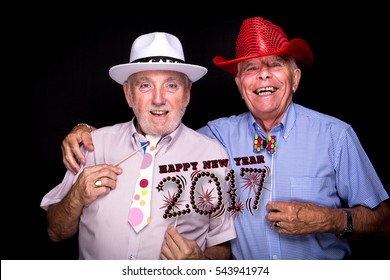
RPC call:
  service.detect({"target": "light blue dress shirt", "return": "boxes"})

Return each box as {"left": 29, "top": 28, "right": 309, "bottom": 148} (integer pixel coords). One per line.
{"left": 197, "top": 102, "right": 388, "bottom": 259}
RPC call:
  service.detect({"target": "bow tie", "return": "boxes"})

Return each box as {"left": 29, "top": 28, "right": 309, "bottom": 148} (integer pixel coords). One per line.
{"left": 253, "top": 135, "right": 277, "bottom": 154}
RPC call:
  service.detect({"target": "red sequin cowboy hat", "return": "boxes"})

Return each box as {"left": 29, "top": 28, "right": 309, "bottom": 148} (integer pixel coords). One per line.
{"left": 213, "top": 16, "right": 314, "bottom": 76}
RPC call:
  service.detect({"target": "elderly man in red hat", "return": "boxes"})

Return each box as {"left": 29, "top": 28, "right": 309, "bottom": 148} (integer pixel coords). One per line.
{"left": 41, "top": 32, "right": 236, "bottom": 260}
{"left": 60, "top": 16, "right": 389, "bottom": 259}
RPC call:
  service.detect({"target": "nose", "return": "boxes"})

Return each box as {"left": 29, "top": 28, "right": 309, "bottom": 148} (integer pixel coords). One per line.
{"left": 257, "top": 67, "right": 271, "bottom": 80}
{"left": 152, "top": 88, "right": 166, "bottom": 105}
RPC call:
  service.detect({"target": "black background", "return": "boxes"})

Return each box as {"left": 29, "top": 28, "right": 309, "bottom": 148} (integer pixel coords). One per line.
{"left": 6, "top": 5, "right": 389, "bottom": 260}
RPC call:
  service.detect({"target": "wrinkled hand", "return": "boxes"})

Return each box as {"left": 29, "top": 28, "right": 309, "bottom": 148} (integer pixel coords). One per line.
{"left": 62, "top": 124, "right": 95, "bottom": 174}
{"left": 72, "top": 164, "right": 122, "bottom": 206}
{"left": 265, "top": 201, "right": 336, "bottom": 235}
{"left": 160, "top": 226, "right": 205, "bottom": 260}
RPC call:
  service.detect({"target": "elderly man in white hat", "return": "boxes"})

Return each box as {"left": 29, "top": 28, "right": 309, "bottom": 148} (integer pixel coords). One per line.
{"left": 41, "top": 32, "right": 236, "bottom": 260}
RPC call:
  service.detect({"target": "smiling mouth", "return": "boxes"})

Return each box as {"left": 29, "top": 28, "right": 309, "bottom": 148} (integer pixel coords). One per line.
{"left": 150, "top": 110, "right": 168, "bottom": 116}
{"left": 255, "top": 87, "right": 276, "bottom": 96}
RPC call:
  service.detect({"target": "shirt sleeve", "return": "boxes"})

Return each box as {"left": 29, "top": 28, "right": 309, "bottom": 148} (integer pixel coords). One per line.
{"left": 335, "top": 126, "right": 389, "bottom": 208}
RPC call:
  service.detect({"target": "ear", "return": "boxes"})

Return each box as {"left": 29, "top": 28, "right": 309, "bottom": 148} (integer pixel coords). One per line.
{"left": 184, "top": 82, "right": 192, "bottom": 107}
{"left": 292, "top": 68, "right": 301, "bottom": 93}
{"left": 235, "top": 75, "right": 245, "bottom": 100}
{"left": 123, "top": 81, "right": 133, "bottom": 107}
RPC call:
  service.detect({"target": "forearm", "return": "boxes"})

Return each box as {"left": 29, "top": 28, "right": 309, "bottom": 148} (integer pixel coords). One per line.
{"left": 265, "top": 200, "right": 390, "bottom": 238}
{"left": 204, "top": 241, "right": 231, "bottom": 260}
{"left": 46, "top": 191, "right": 83, "bottom": 242}
{"left": 349, "top": 200, "right": 390, "bottom": 238}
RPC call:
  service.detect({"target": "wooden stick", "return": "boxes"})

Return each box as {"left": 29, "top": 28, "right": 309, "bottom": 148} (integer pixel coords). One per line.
{"left": 174, "top": 216, "right": 178, "bottom": 228}
{"left": 113, "top": 141, "right": 150, "bottom": 166}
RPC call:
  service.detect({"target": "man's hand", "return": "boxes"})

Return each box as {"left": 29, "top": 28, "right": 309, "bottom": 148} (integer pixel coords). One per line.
{"left": 62, "top": 124, "right": 95, "bottom": 174}
{"left": 160, "top": 226, "right": 205, "bottom": 260}
{"left": 265, "top": 201, "right": 339, "bottom": 235}
{"left": 71, "top": 164, "right": 122, "bottom": 206}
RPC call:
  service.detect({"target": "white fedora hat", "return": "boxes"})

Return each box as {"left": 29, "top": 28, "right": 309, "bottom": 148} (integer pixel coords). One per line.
{"left": 109, "top": 32, "right": 208, "bottom": 84}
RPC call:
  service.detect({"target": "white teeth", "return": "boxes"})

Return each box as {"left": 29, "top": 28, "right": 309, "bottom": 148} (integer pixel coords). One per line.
{"left": 257, "top": 91, "right": 272, "bottom": 96}
{"left": 255, "top": 87, "right": 275, "bottom": 95}
{"left": 151, "top": 110, "right": 165, "bottom": 115}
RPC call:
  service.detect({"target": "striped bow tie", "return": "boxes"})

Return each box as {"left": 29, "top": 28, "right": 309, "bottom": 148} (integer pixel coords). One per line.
{"left": 253, "top": 135, "right": 277, "bottom": 154}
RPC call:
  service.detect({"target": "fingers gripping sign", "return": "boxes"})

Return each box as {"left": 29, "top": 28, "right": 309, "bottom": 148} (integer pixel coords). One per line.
{"left": 160, "top": 226, "right": 203, "bottom": 260}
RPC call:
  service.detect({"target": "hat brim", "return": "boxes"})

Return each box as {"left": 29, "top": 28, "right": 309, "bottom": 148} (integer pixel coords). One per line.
{"left": 109, "top": 62, "right": 208, "bottom": 84}
{"left": 213, "top": 38, "right": 314, "bottom": 76}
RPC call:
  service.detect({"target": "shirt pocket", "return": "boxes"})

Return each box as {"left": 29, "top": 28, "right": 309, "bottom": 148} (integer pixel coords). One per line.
{"left": 290, "top": 176, "right": 338, "bottom": 207}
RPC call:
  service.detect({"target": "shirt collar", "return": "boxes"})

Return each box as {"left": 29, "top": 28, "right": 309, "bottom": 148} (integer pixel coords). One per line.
{"left": 280, "top": 103, "right": 296, "bottom": 141}
{"left": 129, "top": 116, "right": 184, "bottom": 153}
{"left": 250, "top": 102, "right": 296, "bottom": 140}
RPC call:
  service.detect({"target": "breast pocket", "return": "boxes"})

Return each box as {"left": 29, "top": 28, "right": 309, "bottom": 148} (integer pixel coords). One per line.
{"left": 290, "top": 176, "right": 338, "bottom": 207}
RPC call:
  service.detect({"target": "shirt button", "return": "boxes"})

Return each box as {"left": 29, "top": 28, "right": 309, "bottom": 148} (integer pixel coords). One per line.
{"left": 272, "top": 255, "right": 278, "bottom": 260}
{"left": 129, "top": 254, "right": 135, "bottom": 260}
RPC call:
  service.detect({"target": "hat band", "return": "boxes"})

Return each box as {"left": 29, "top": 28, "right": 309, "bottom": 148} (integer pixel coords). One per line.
{"left": 132, "top": 56, "right": 185, "bottom": 64}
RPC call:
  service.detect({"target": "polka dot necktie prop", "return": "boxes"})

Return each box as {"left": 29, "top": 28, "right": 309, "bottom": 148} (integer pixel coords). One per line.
{"left": 128, "top": 135, "right": 160, "bottom": 233}
{"left": 253, "top": 135, "right": 277, "bottom": 154}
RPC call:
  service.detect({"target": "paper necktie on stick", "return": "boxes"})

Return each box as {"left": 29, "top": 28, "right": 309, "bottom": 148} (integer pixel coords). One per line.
{"left": 253, "top": 135, "right": 277, "bottom": 154}
{"left": 128, "top": 135, "right": 160, "bottom": 233}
